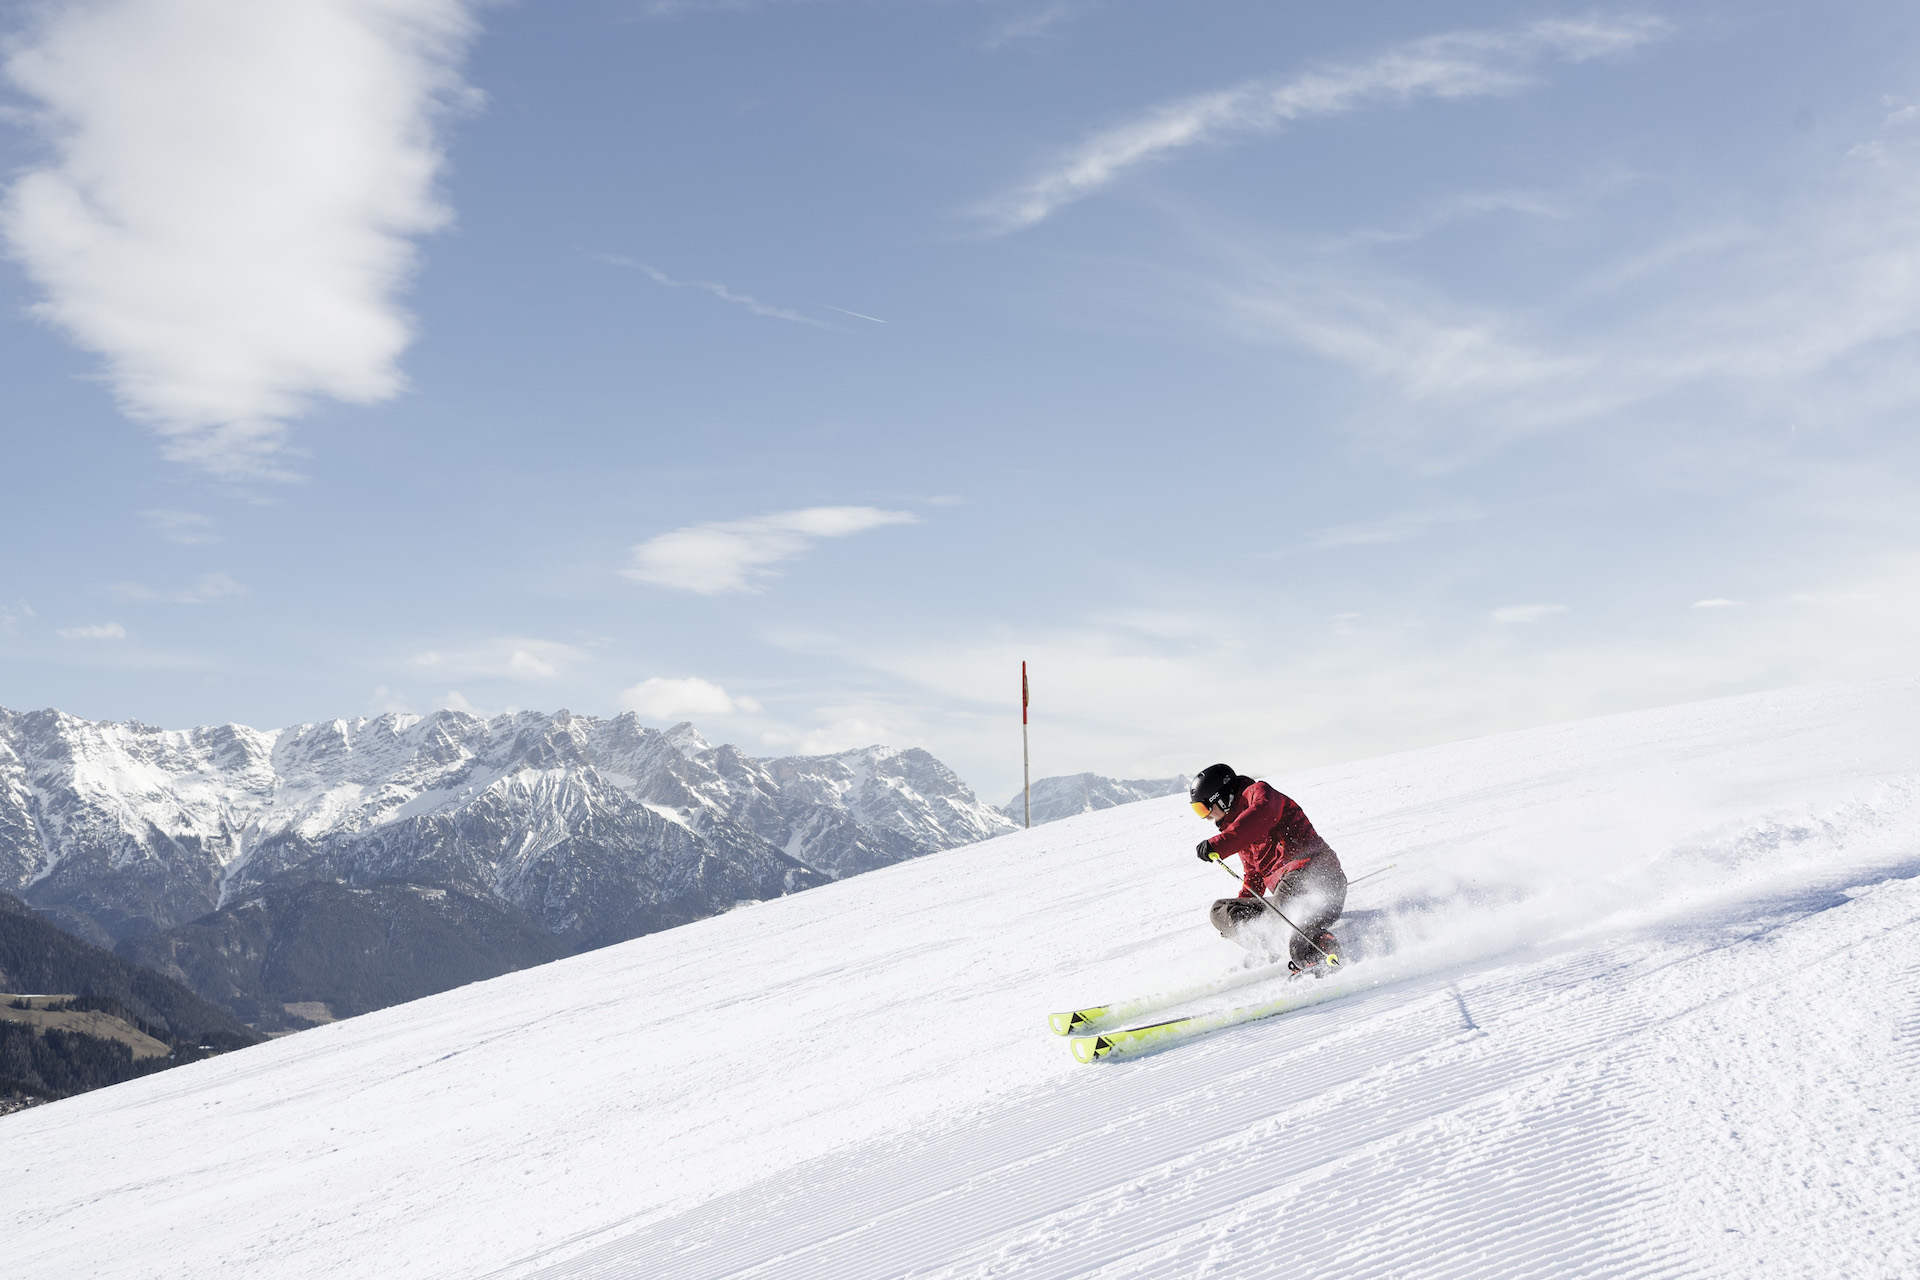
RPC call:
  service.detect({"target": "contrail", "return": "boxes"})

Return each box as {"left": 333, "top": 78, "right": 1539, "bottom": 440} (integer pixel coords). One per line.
{"left": 595, "top": 253, "right": 828, "bottom": 327}
{"left": 821, "top": 305, "right": 889, "bottom": 324}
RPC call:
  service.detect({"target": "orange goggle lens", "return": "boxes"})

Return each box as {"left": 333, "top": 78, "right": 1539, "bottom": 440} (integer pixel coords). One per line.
{"left": 1191, "top": 800, "right": 1211, "bottom": 817}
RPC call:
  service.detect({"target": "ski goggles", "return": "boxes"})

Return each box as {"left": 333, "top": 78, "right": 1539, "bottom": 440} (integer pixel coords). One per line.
{"left": 1190, "top": 800, "right": 1213, "bottom": 817}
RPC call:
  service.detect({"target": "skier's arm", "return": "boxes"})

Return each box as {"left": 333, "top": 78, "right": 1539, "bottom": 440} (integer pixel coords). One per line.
{"left": 1207, "top": 787, "right": 1277, "bottom": 858}
{"left": 1194, "top": 836, "right": 1259, "bottom": 897}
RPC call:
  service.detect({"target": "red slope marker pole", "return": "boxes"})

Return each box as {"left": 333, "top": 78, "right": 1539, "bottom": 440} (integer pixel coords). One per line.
{"left": 1021, "top": 661, "right": 1031, "bottom": 829}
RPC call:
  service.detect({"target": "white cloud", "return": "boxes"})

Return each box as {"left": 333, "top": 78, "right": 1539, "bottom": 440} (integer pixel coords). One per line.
{"left": 1209, "top": 254, "right": 1599, "bottom": 418}
{"left": 624, "top": 506, "right": 920, "bottom": 594}
{"left": 618, "top": 677, "right": 761, "bottom": 721}
{"left": 110, "top": 572, "right": 246, "bottom": 604}
{"left": 1492, "top": 604, "right": 1570, "bottom": 624}
{"left": 640, "top": 0, "right": 783, "bottom": 15}
{"left": 1324, "top": 189, "right": 1569, "bottom": 251}
{"left": 0, "top": 601, "right": 37, "bottom": 633}
{"left": 598, "top": 255, "right": 826, "bottom": 327}
{"left": 982, "top": 1, "right": 1087, "bottom": 51}
{"left": 754, "top": 708, "right": 905, "bottom": 756}
{"left": 436, "top": 690, "right": 485, "bottom": 715}
{"left": 56, "top": 621, "right": 126, "bottom": 640}
{"left": 140, "top": 510, "right": 219, "bottom": 545}
{"left": 974, "top": 16, "right": 1669, "bottom": 233}
{"left": 1295, "top": 506, "right": 1484, "bottom": 552}
{"left": 1, "top": 0, "right": 480, "bottom": 478}
{"left": 408, "top": 637, "right": 587, "bottom": 681}
{"left": 794, "top": 718, "right": 893, "bottom": 756}
{"left": 369, "top": 685, "right": 414, "bottom": 714}
{"left": 1691, "top": 598, "right": 1744, "bottom": 609}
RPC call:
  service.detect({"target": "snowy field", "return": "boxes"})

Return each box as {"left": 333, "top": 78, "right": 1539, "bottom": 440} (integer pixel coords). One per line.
{"left": 8, "top": 682, "right": 1919, "bottom": 1279}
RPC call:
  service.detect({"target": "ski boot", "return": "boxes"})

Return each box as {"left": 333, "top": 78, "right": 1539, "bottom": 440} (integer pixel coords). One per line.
{"left": 1287, "top": 932, "right": 1342, "bottom": 978}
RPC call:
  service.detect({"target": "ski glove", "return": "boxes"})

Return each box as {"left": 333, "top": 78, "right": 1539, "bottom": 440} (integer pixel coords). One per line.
{"left": 1196, "top": 839, "right": 1221, "bottom": 862}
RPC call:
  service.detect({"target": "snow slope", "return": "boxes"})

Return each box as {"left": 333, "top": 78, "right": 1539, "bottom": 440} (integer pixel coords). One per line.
{"left": 8, "top": 682, "right": 1919, "bottom": 1279}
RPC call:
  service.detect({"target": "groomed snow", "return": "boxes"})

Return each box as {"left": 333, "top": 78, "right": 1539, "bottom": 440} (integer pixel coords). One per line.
{"left": 8, "top": 682, "right": 1919, "bottom": 1279}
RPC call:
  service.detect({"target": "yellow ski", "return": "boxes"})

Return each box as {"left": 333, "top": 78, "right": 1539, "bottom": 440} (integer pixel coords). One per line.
{"left": 1048, "top": 959, "right": 1291, "bottom": 1036}
{"left": 1069, "top": 978, "right": 1362, "bottom": 1062}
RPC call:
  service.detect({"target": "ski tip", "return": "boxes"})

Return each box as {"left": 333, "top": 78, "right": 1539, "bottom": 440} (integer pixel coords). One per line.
{"left": 1069, "top": 1034, "right": 1110, "bottom": 1064}
{"left": 1049, "top": 1006, "right": 1108, "bottom": 1036}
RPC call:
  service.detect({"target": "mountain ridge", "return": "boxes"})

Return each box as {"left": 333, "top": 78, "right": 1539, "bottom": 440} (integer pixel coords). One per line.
{"left": 1000, "top": 772, "right": 1188, "bottom": 826}
{"left": 0, "top": 704, "right": 1019, "bottom": 949}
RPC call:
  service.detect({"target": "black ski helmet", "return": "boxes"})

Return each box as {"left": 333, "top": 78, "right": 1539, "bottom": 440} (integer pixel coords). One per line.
{"left": 1189, "top": 763, "right": 1241, "bottom": 815}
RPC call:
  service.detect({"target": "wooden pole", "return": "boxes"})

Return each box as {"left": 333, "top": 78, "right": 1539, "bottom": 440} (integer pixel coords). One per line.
{"left": 1021, "top": 660, "right": 1031, "bottom": 829}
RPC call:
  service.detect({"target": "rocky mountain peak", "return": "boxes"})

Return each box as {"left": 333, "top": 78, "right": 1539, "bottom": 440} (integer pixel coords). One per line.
{"left": 661, "top": 722, "right": 713, "bottom": 760}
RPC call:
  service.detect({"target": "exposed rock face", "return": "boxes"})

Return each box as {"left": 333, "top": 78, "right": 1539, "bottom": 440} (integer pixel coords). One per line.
{"left": 0, "top": 707, "right": 1019, "bottom": 955}
{"left": 1001, "top": 773, "right": 1188, "bottom": 828}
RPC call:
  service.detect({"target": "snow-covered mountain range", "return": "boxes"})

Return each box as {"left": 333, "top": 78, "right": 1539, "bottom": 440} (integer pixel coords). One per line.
{"left": 1000, "top": 771, "right": 1186, "bottom": 826}
{"left": 0, "top": 706, "right": 1018, "bottom": 954}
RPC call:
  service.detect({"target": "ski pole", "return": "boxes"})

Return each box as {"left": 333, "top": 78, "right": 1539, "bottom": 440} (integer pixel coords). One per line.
{"left": 1212, "top": 856, "right": 1332, "bottom": 963}
{"left": 1345, "top": 862, "right": 1397, "bottom": 888}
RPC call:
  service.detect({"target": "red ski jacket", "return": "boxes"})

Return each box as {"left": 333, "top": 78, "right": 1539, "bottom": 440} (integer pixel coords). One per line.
{"left": 1208, "top": 780, "right": 1336, "bottom": 898}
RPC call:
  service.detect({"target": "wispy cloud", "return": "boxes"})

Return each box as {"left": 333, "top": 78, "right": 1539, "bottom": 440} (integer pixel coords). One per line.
{"left": 1198, "top": 103, "right": 1920, "bottom": 448}
{"left": 624, "top": 506, "right": 919, "bottom": 594}
{"left": 784, "top": 714, "right": 903, "bottom": 757}
{"left": 618, "top": 676, "right": 761, "bottom": 721}
{"left": 1208, "top": 260, "right": 1596, "bottom": 420}
{"left": 1323, "top": 189, "right": 1570, "bottom": 251}
{"left": 974, "top": 16, "right": 1669, "bottom": 233}
{"left": 140, "top": 510, "right": 220, "bottom": 545}
{"left": 598, "top": 255, "right": 827, "bottom": 326}
{"left": 110, "top": 572, "right": 246, "bottom": 604}
{"left": 434, "top": 690, "right": 502, "bottom": 717}
{"left": 982, "top": 1, "right": 1089, "bottom": 51}
{"left": 408, "top": 637, "right": 588, "bottom": 681}
{"left": 638, "top": 0, "right": 799, "bottom": 16}
{"left": 1, "top": 0, "right": 480, "bottom": 478}
{"left": 0, "top": 601, "right": 36, "bottom": 634}
{"left": 57, "top": 622, "right": 126, "bottom": 640}
{"left": 1492, "top": 603, "right": 1570, "bottom": 624}
{"left": 1292, "top": 506, "right": 1484, "bottom": 553}
{"left": 1692, "top": 598, "right": 1743, "bottom": 609}
{"left": 369, "top": 685, "right": 414, "bottom": 714}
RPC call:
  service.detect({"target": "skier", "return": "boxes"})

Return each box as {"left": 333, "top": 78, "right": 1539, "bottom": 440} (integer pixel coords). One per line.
{"left": 1189, "top": 763, "right": 1346, "bottom": 973}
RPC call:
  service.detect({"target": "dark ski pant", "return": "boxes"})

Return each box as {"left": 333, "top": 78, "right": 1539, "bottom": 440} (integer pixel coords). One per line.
{"left": 1210, "top": 851, "right": 1347, "bottom": 967}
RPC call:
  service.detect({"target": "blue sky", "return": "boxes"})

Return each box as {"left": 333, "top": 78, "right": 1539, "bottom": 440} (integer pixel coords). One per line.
{"left": 4, "top": 0, "right": 1920, "bottom": 800}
